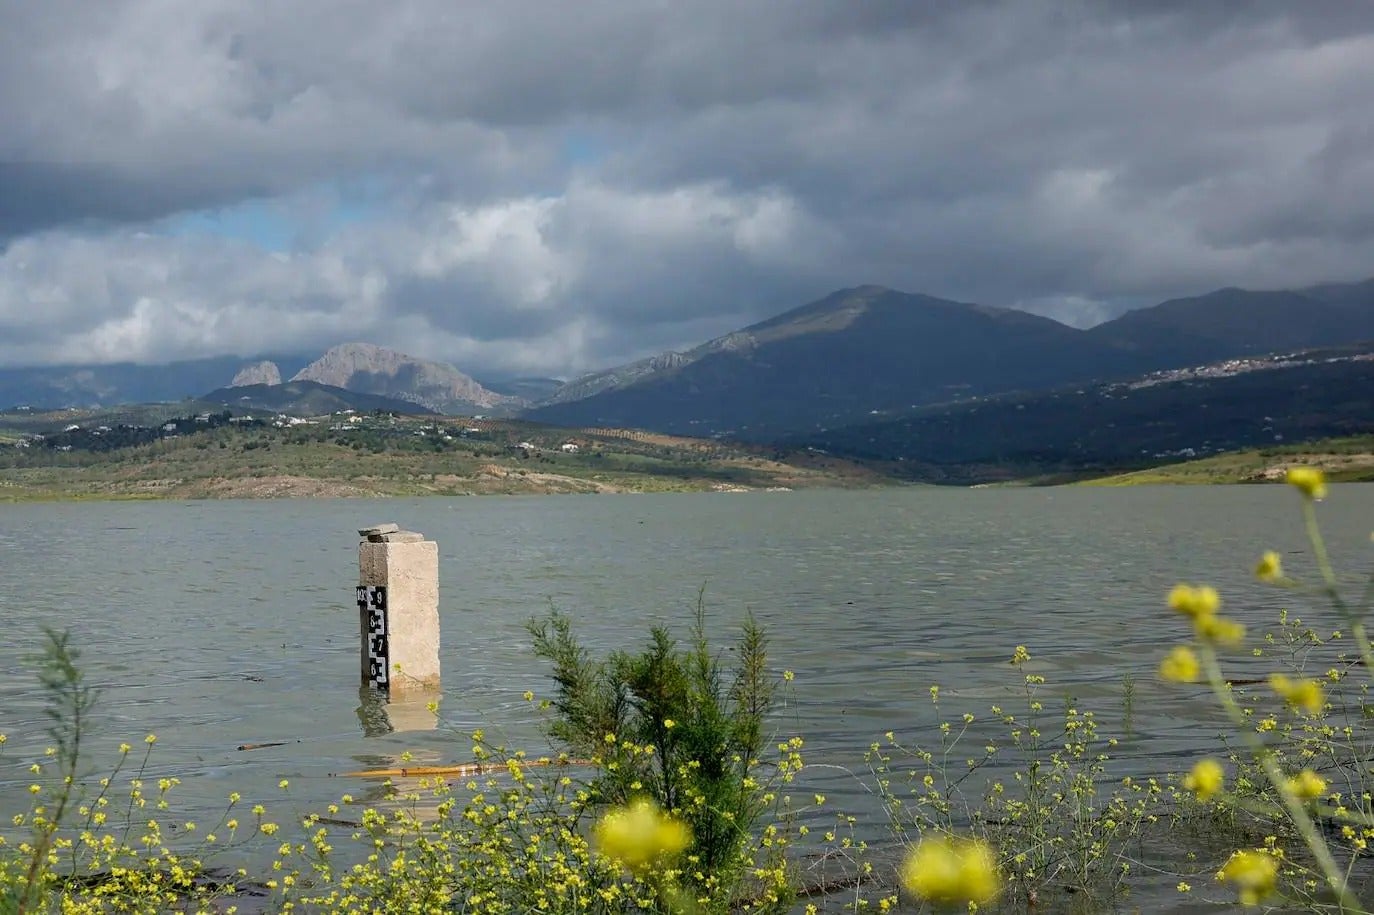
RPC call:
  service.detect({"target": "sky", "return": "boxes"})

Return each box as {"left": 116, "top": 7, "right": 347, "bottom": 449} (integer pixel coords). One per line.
{"left": 2, "top": 1, "right": 1374, "bottom": 378}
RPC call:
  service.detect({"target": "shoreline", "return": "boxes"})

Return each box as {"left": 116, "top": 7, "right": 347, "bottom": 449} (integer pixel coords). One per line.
{"left": 0, "top": 475, "right": 879, "bottom": 504}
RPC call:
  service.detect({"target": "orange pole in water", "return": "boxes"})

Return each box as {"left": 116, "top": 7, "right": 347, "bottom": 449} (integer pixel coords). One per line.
{"left": 338, "top": 758, "right": 591, "bottom": 779}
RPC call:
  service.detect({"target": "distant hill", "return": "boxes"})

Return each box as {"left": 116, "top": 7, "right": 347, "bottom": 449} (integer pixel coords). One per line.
{"left": 791, "top": 344, "right": 1374, "bottom": 483}
{"left": 527, "top": 286, "right": 1158, "bottom": 437}
{"left": 203, "top": 380, "right": 438, "bottom": 416}
{"left": 1085, "top": 278, "right": 1374, "bottom": 361}
{"left": 0, "top": 400, "right": 237, "bottom": 434}
{"left": 0, "top": 354, "right": 317, "bottom": 411}
{"left": 527, "top": 278, "right": 1374, "bottom": 440}
{"left": 0, "top": 355, "right": 305, "bottom": 410}
{"left": 542, "top": 352, "right": 690, "bottom": 405}
{"left": 291, "top": 343, "right": 518, "bottom": 414}
{"left": 476, "top": 376, "right": 565, "bottom": 401}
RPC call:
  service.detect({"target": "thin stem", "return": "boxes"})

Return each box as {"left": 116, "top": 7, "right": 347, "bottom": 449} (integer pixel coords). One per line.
{"left": 1304, "top": 499, "right": 1343, "bottom": 608}
{"left": 1200, "top": 644, "right": 1365, "bottom": 913}
{"left": 1356, "top": 565, "right": 1374, "bottom": 615}
{"left": 1303, "top": 500, "right": 1374, "bottom": 680}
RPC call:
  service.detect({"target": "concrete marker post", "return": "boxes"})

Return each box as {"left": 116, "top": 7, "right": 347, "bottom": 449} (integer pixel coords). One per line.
{"left": 357, "top": 524, "right": 441, "bottom": 695}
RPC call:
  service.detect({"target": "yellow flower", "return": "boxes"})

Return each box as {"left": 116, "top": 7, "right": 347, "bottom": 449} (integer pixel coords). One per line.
{"left": 593, "top": 798, "right": 690, "bottom": 872}
{"left": 1184, "top": 758, "right": 1224, "bottom": 801}
{"left": 1286, "top": 769, "right": 1327, "bottom": 800}
{"left": 1218, "top": 849, "right": 1277, "bottom": 906}
{"left": 1159, "top": 646, "right": 1200, "bottom": 683}
{"left": 1254, "top": 551, "right": 1283, "bottom": 582}
{"left": 1168, "top": 584, "right": 1220, "bottom": 619}
{"left": 1270, "top": 673, "right": 1324, "bottom": 715}
{"left": 1195, "top": 614, "right": 1246, "bottom": 648}
{"left": 1286, "top": 466, "right": 1327, "bottom": 501}
{"left": 899, "top": 835, "right": 1000, "bottom": 907}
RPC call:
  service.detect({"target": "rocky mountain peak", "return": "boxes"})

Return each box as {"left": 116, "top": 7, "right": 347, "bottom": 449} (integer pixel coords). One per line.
{"left": 229, "top": 360, "right": 282, "bottom": 387}
{"left": 290, "top": 343, "right": 515, "bottom": 413}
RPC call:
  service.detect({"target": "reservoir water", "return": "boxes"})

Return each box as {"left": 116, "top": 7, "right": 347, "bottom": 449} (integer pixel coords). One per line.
{"left": 1, "top": 485, "right": 1371, "bottom": 910}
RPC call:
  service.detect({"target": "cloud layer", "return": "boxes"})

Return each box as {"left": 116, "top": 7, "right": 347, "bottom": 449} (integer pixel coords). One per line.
{"left": 3, "top": 1, "right": 1373, "bottom": 374}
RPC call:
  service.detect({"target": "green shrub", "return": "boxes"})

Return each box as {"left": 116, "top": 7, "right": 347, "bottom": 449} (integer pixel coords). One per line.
{"left": 528, "top": 601, "right": 794, "bottom": 908}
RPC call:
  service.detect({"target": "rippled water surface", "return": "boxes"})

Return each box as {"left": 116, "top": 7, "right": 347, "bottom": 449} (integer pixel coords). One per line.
{"left": 2, "top": 486, "right": 1372, "bottom": 909}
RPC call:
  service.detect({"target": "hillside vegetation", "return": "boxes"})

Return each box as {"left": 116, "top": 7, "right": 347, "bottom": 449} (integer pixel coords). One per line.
{"left": 794, "top": 346, "right": 1374, "bottom": 484}
{"left": 1078, "top": 435, "right": 1374, "bottom": 486}
{"left": 0, "top": 409, "right": 878, "bottom": 501}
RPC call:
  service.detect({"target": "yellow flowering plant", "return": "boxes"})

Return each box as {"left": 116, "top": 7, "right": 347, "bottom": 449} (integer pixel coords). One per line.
{"left": 899, "top": 834, "right": 999, "bottom": 908}
{"left": 1285, "top": 466, "right": 1327, "bottom": 501}
{"left": 1255, "top": 549, "right": 1284, "bottom": 583}
{"left": 1184, "top": 759, "right": 1225, "bottom": 802}
{"left": 867, "top": 646, "right": 1164, "bottom": 910}
{"left": 0, "top": 631, "right": 275, "bottom": 914}
{"left": 593, "top": 797, "right": 690, "bottom": 873}
{"left": 1158, "top": 467, "right": 1374, "bottom": 910}
{"left": 1219, "top": 849, "right": 1279, "bottom": 906}
{"left": 1159, "top": 645, "right": 1200, "bottom": 683}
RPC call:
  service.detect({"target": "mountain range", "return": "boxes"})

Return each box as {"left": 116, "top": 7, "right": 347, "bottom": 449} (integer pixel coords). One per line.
{"left": 4, "top": 277, "right": 1373, "bottom": 461}
{"left": 527, "top": 278, "right": 1374, "bottom": 438}
{"left": 529, "top": 286, "right": 1140, "bottom": 436}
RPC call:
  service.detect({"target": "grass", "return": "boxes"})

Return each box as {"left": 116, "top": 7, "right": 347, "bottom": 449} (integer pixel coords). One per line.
{"left": 1079, "top": 435, "right": 1374, "bottom": 486}
{"left": 10, "top": 406, "right": 1374, "bottom": 498}
{"left": 0, "top": 415, "right": 883, "bottom": 502}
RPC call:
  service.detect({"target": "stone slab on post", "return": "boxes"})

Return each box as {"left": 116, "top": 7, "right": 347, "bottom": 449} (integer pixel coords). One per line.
{"left": 357, "top": 525, "right": 441, "bottom": 694}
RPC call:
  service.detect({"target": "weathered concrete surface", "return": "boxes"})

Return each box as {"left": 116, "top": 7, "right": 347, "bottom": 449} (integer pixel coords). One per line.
{"left": 358, "top": 522, "right": 400, "bottom": 538}
{"left": 376, "top": 530, "right": 424, "bottom": 543}
{"left": 359, "top": 538, "right": 441, "bottom": 692}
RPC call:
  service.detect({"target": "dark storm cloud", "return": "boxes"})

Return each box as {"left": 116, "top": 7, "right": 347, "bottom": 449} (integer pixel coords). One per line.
{"left": 1, "top": 0, "right": 1373, "bottom": 374}
{"left": 0, "top": 163, "right": 273, "bottom": 238}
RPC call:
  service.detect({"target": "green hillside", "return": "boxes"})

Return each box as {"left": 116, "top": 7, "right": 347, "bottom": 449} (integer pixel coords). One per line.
{"left": 0, "top": 410, "right": 878, "bottom": 501}
{"left": 1078, "top": 436, "right": 1374, "bottom": 486}
{"left": 794, "top": 345, "right": 1374, "bottom": 484}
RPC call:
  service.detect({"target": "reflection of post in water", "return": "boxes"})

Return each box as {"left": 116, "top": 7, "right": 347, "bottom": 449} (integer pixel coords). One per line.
{"left": 355, "top": 685, "right": 392, "bottom": 737}
{"left": 354, "top": 684, "right": 442, "bottom": 738}
{"left": 348, "top": 685, "right": 444, "bottom": 814}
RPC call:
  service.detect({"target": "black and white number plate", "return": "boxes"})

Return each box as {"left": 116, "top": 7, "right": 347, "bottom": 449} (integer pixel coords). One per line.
{"left": 357, "top": 585, "right": 389, "bottom": 689}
